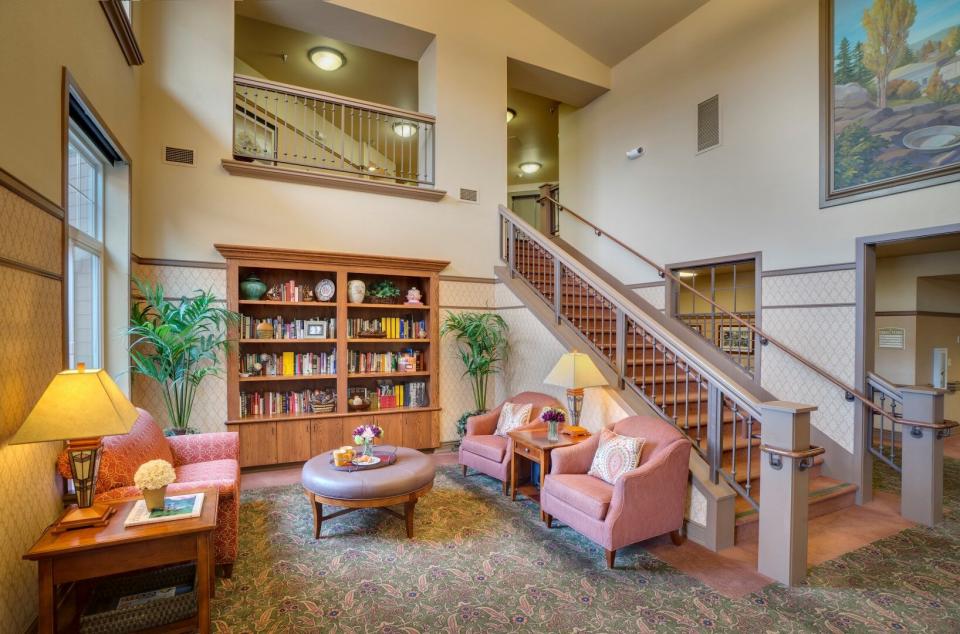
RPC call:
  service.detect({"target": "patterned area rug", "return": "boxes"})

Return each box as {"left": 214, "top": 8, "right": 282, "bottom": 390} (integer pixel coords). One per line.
{"left": 212, "top": 461, "right": 960, "bottom": 632}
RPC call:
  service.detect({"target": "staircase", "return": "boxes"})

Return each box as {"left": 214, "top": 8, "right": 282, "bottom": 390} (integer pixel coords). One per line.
{"left": 499, "top": 205, "right": 857, "bottom": 545}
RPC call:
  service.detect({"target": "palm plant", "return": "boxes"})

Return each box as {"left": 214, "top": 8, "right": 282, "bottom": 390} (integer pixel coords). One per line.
{"left": 128, "top": 278, "right": 239, "bottom": 433}
{"left": 440, "top": 312, "right": 509, "bottom": 415}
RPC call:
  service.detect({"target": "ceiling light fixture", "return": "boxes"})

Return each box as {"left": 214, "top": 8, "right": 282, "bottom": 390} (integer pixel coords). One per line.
{"left": 519, "top": 161, "right": 542, "bottom": 175}
{"left": 308, "top": 47, "right": 345, "bottom": 72}
{"left": 392, "top": 121, "right": 418, "bottom": 138}
{"left": 677, "top": 271, "right": 697, "bottom": 278}
{"left": 506, "top": 108, "right": 517, "bottom": 123}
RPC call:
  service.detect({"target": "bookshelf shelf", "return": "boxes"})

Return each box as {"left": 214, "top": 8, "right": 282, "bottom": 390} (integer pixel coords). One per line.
{"left": 217, "top": 243, "right": 447, "bottom": 468}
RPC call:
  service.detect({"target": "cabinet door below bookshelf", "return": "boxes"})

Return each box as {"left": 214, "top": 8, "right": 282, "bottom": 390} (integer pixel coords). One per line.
{"left": 374, "top": 414, "right": 403, "bottom": 447}
{"left": 233, "top": 422, "right": 277, "bottom": 467}
{"left": 277, "top": 419, "right": 312, "bottom": 464}
{"left": 402, "top": 411, "right": 434, "bottom": 449}
{"left": 311, "top": 418, "right": 343, "bottom": 455}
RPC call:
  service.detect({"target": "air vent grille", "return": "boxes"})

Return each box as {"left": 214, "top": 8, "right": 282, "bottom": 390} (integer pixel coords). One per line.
{"left": 459, "top": 187, "right": 479, "bottom": 203}
{"left": 163, "top": 146, "right": 195, "bottom": 166}
{"left": 697, "top": 95, "right": 720, "bottom": 153}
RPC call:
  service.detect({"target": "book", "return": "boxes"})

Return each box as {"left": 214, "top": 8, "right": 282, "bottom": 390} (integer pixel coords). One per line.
{"left": 124, "top": 492, "right": 204, "bottom": 527}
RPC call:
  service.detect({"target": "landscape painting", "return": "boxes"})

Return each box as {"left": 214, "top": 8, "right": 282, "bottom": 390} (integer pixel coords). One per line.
{"left": 822, "top": 0, "right": 960, "bottom": 205}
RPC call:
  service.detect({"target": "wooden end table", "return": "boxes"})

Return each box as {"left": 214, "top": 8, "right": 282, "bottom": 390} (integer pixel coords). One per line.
{"left": 24, "top": 488, "right": 219, "bottom": 634}
{"left": 508, "top": 427, "right": 592, "bottom": 523}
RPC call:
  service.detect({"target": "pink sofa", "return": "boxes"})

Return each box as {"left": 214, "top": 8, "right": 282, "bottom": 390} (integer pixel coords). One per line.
{"left": 458, "top": 391, "right": 563, "bottom": 494}
{"left": 541, "top": 415, "right": 691, "bottom": 568}
{"left": 57, "top": 408, "right": 240, "bottom": 575}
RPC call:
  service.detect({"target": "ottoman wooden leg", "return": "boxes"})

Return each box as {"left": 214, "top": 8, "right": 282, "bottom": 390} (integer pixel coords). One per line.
{"left": 404, "top": 499, "right": 417, "bottom": 538}
{"left": 306, "top": 492, "right": 322, "bottom": 539}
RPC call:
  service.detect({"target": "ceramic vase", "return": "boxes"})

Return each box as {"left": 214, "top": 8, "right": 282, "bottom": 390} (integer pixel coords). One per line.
{"left": 142, "top": 485, "right": 168, "bottom": 511}
{"left": 547, "top": 420, "right": 560, "bottom": 442}
{"left": 240, "top": 275, "right": 267, "bottom": 300}
{"left": 348, "top": 280, "right": 366, "bottom": 303}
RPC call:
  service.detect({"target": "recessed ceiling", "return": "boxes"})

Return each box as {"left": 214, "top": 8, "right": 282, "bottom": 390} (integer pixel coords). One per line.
{"left": 508, "top": 0, "right": 709, "bottom": 66}
{"left": 507, "top": 88, "right": 558, "bottom": 186}
{"left": 876, "top": 234, "right": 960, "bottom": 258}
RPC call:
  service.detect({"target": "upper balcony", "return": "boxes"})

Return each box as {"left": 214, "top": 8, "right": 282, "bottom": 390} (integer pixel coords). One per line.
{"left": 223, "top": 74, "right": 444, "bottom": 202}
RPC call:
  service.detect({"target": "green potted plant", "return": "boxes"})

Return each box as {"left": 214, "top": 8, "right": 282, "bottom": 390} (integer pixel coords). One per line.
{"left": 128, "top": 278, "right": 239, "bottom": 434}
{"left": 367, "top": 279, "right": 402, "bottom": 304}
{"left": 440, "top": 312, "right": 509, "bottom": 443}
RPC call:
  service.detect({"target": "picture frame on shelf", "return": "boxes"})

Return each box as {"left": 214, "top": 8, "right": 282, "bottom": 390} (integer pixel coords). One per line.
{"left": 304, "top": 320, "right": 328, "bottom": 339}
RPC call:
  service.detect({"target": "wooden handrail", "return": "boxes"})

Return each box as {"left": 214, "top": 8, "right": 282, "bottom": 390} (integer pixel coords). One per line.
{"left": 761, "top": 445, "right": 825, "bottom": 460}
{"left": 234, "top": 74, "right": 436, "bottom": 124}
{"left": 539, "top": 195, "right": 956, "bottom": 433}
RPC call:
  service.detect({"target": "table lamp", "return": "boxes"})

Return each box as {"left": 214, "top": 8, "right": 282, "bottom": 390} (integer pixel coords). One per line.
{"left": 10, "top": 364, "right": 138, "bottom": 531}
{"left": 544, "top": 351, "right": 607, "bottom": 436}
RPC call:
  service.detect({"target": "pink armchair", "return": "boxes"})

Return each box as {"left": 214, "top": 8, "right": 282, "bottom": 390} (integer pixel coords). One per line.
{"left": 541, "top": 415, "right": 691, "bottom": 568}
{"left": 57, "top": 408, "right": 240, "bottom": 575}
{"left": 458, "top": 391, "right": 563, "bottom": 494}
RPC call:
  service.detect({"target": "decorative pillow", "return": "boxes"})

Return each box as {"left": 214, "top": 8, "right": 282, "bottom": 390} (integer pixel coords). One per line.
{"left": 588, "top": 428, "right": 645, "bottom": 484}
{"left": 494, "top": 402, "right": 533, "bottom": 436}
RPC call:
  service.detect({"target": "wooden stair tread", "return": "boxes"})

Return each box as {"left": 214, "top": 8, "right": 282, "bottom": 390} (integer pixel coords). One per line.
{"left": 734, "top": 475, "right": 853, "bottom": 522}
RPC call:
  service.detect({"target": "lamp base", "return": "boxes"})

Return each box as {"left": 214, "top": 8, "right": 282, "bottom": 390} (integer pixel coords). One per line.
{"left": 51, "top": 503, "right": 116, "bottom": 533}
{"left": 561, "top": 425, "right": 591, "bottom": 437}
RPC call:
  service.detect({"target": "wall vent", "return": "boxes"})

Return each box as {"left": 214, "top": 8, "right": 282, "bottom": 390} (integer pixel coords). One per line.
{"left": 697, "top": 95, "right": 720, "bottom": 153}
{"left": 163, "top": 145, "right": 196, "bottom": 166}
{"left": 459, "top": 187, "right": 479, "bottom": 204}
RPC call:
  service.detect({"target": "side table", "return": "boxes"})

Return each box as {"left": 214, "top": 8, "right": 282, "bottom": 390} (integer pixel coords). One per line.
{"left": 24, "top": 487, "right": 219, "bottom": 634}
{"left": 508, "top": 427, "right": 592, "bottom": 523}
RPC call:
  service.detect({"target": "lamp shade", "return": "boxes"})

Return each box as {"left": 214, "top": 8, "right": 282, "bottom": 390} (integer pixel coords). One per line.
{"left": 9, "top": 366, "right": 138, "bottom": 444}
{"left": 543, "top": 352, "right": 607, "bottom": 389}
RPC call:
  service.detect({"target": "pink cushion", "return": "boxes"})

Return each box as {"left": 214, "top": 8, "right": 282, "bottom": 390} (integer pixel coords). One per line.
{"left": 543, "top": 473, "right": 613, "bottom": 520}
{"left": 174, "top": 459, "right": 240, "bottom": 498}
{"left": 460, "top": 434, "right": 508, "bottom": 463}
{"left": 588, "top": 428, "right": 644, "bottom": 484}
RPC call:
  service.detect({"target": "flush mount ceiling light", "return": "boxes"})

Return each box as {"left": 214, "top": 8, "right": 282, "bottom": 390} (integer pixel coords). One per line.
{"left": 677, "top": 271, "right": 697, "bottom": 278}
{"left": 308, "top": 47, "right": 345, "bottom": 72}
{"left": 506, "top": 108, "right": 517, "bottom": 123}
{"left": 519, "top": 161, "right": 542, "bottom": 174}
{"left": 392, "top": 121, "right": 418, "bottom": 138}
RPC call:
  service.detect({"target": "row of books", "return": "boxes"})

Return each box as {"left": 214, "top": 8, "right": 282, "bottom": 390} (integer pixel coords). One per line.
{"left": 348, "top": 349, "right": 423, "bottom": 374}
{"left": 239, "top": 351, "right": 336, "bottom": 376}
{"left": 240, "top": 315, "right": 336, "bottom": 339}
{"left": 239, "top": 389, "right": 318, "bottom": 417}
{"left": 349, "top": 380, "right": 428, "bottom": 409}
{"left": 275, "top": 280, "right": 322, "bottom": 303}
{"left": 347, "top": 317, "right": 427, "bottom": 339}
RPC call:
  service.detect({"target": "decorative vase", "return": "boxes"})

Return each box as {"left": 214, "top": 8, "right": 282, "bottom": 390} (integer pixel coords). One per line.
{"left": 547, "top": 420, "right": 560, "bottom": 442}
{"left": 348, "top": 280, "right": 366, "bottom": 303}
{"left": 256, "top": 322, "right": 274, "bottom": 339}
{"left": 142, "top": 485, "right": 168, "bottom": 511}
{"left": 362, "top": 441, "right": 374, "bottom": 457}
{"left": 240, "top": 275, "right": 267, "bottom": 300}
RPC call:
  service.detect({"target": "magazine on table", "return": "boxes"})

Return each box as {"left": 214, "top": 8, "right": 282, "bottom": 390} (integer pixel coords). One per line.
{"left": 124, "top": 492, "right": 204, "bottom": 527}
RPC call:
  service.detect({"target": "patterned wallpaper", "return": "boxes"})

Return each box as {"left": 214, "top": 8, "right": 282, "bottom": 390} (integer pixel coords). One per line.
{"left": 0, "top": 187, "right": 65, "bottom": 633}
{"left": 633, "top": 283, "right": 666, "bottom": 311}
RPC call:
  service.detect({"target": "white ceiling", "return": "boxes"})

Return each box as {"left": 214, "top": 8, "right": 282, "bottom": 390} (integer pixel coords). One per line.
{"left": 508, "top": 0, "right": 709, "bottom": 66}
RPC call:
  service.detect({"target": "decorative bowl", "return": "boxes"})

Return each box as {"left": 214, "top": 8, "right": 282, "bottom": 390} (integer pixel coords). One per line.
{"left": 902, "top": 125, "right": 960, "bottom": 152}
{"left": 347, "top": 399, "right": 371, "bottom": 412}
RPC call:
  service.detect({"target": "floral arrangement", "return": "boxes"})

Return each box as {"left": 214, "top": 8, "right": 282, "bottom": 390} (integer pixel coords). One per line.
{"left": 353, "top": 424, "right": 383, "bottom": 445}
{"left": 134, "top": 459, "right": 176, "bottom": 491}
{"left": 540, "top": 407, "right": 566, "bottom": 424}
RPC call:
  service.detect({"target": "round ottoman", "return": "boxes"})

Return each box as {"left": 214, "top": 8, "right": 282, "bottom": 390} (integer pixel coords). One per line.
{"left": 301, "top": 447, "right": 436, "bottom": 538}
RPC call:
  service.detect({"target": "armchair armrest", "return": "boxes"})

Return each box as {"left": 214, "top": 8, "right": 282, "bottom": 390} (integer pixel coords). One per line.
{"left": 465, "top": 407, "right": 502, "bottom": 437}
{"left": 606, "top": 437, "right": 691, "bottom": 526}
{"left": 550, "top": 434, "right": 600, "bottom": 475}
{"left": 167, "top": 431, "right": 239, "bottom": 466}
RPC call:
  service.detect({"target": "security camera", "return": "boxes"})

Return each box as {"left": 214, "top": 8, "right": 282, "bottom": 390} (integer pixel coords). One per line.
{"left": 626, "top": 147, "right": 644, "bottom": 160}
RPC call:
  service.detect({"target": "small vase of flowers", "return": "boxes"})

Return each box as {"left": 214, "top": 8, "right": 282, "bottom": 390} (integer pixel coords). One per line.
{"left": 541, "top": 407, "right": 566, "bottom": 442}
{"left": 353, "top": 423, "right": 383, "bottom": 457}
{"left": 134, "top": 459, "right": 177, "bottom": 511}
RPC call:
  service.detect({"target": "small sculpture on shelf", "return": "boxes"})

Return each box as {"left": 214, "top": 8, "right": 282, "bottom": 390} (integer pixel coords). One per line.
{"left": 405, "top": 286, "right": 423, "bottom": 305}
{"left": 303, "top": 287, "right": 316, "bottom": 302}
{"left": 264, "top": 284, "right": 283, "bottom": 301}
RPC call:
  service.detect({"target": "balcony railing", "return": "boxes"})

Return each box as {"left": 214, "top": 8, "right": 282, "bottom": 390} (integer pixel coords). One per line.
{"left": 233, "top": 75, "right": 435, "bottom": 186}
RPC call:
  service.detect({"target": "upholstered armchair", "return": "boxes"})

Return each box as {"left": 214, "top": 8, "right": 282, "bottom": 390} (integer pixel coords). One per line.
{"left": 541, "top": 415, "right": 691, "bottom": 568}
{"left": 57, "top": 408, "right": 240, "bottom": 575}
{"left": 458, "top": 391, "right": 563, "bottom": 494}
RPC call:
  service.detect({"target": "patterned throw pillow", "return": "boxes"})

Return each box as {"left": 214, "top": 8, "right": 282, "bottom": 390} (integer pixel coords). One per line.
{"left": 588, "top": 428, "right": 645, "bottom": 484}
{"left": 494, "top": 402, "right": 533, "bottom": 436}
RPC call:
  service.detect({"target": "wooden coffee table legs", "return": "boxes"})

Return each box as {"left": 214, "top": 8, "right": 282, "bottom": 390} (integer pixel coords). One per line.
{"left": 305, "top": 482, "right": 432, "bottom": 539}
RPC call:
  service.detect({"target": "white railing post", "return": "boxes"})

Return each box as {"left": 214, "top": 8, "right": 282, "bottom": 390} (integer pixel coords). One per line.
{"left": 758, "top": 401, "right": 818, "bottom": 587}
{"left": 899, "top": 386, "right": 946, "bottom": 526}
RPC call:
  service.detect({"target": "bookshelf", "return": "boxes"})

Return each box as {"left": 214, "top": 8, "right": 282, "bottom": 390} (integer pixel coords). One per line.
{"left": 216, "top": 244, "right": 448, "bottom": 468}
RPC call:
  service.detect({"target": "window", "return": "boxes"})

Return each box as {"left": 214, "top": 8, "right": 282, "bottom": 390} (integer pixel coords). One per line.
{"left": 67, "top": 126, "right": 106, "bottom": 369}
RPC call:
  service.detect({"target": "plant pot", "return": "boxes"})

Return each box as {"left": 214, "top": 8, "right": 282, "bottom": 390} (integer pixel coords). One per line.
{"left": 368, "top": 296, "right": 401, "bottom": 304}
{"left": 240, "top": 275, "right": 267, "bottom": 300}
{"left": 142, "top": 485, "right": 168, "bottom": 511}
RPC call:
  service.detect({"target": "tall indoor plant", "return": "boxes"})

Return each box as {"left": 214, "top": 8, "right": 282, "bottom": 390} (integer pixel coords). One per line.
{"left": 440, "top": 312, "right": 509, "bottom": 439}
{"left": 128, "top": 278, "right": 239, "bottom": 434}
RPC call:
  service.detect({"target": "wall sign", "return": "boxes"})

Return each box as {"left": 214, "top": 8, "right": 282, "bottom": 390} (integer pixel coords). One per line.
{"left": 878, "top": 326, "right": 906, "bottom": 349}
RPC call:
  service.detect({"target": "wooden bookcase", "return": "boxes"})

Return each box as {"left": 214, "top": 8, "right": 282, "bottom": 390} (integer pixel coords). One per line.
{"left": 215, "top": 244, "right": 448, "bottom": 468}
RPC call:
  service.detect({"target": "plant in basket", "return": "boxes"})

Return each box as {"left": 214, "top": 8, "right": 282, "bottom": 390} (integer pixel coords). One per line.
{"left": 367, "top": 280, "right": 401, "bottom": 304}
{"left": 541, "top": 407, "right": 566, "bottom": 442}
{"left": 353, "top": 423, "right": 383, "bottom": 458}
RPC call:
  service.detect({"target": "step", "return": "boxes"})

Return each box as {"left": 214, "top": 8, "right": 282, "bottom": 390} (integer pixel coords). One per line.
{"left": 733, "top": 475, "right": 854, "bottom": 543}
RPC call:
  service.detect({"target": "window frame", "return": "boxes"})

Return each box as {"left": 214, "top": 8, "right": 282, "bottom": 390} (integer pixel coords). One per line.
{"left": 99, "top": 0, "right": 144, "bottom": 66}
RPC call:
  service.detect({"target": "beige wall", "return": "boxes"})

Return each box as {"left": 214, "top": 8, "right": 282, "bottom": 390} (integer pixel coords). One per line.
{"left": 875, "top": 315, "right": 918, "bottom": 386}
{"left": 876, "top": 252, "right": 960, "bottom": 312}
{"left": 558, "top": 0, "right": 960, "bottom": 282}
{"left": 916, "top": 315, "right": 960, "bottom": 420}
{"left": 135, "top": 0, "right": 608, "bottom": 277}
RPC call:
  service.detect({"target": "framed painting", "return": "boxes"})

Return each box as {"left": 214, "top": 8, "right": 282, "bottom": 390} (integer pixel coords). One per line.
{"left": 820, "top": 0, "right": 960, "bottom": 206}
{"left": 718, "top": 325, "right": 753, "bottom": 354}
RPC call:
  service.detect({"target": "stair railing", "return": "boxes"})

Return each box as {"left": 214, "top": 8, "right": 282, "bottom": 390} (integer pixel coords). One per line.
{"left": 865, "top": 372, "right": 903, "bottom": 472}
{"left": 537, "top": 195, "right": 957, "bottom": 442}
{"left": 500, "top": 206, "right": 766, "bottom": 508}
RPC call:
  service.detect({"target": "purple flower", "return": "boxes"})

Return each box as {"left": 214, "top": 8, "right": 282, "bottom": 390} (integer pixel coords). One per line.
{"left": 352, "top": 424, "right": 383, "bottom": 438}
{"left": 541, "top": 407, "right": 566, "bottom": 423}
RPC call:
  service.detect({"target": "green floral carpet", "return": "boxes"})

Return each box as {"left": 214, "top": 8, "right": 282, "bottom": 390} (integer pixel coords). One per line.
{"left": 212, "top": 460, "right": 960, "bottom": 632}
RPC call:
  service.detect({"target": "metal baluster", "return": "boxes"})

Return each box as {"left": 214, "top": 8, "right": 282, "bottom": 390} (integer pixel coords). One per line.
{"left": 672, "top": 352, "right": 678, "bottom": 424}
{"left": 730, "top": 401, "right": 738, "bottom": 484}
{"left": 745, "top": 415, "right": 754, "bottom": 499}
{"left": 879, "top": 393, "right": 886, "bottom": 458}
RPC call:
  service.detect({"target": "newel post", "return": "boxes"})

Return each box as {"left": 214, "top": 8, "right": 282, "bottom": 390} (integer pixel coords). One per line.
{"left": 899, "top": 386, "right": 946, "bottom": 526}
{"left": 758, "top": 400, "right": 818, "bottom": 587}
{"left": 538, "top": 183, "right": 555, "bottom": 235}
